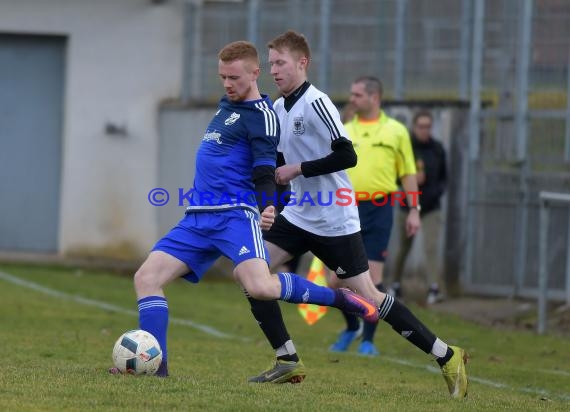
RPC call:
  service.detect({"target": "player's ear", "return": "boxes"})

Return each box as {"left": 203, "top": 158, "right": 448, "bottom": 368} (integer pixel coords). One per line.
{"left": 372, "top": 92, "right": 381, "bottom": 105}
{"left": 251, "top": 66, "right": 260, "bottom": 79}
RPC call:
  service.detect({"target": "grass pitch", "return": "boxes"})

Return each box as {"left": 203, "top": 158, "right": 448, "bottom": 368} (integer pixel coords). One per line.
{"left": 1, "top": 263, "right": 569, "bottom": 411}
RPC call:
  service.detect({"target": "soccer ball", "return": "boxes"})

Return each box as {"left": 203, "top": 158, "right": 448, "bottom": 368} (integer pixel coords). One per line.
{"left": 112, "top": 329, "right": 163, "bottom": 375}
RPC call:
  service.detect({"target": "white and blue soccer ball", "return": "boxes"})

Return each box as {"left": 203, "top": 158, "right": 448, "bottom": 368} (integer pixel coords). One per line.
{"left": 112, "top": 329, "right": 163, "bottom": 375}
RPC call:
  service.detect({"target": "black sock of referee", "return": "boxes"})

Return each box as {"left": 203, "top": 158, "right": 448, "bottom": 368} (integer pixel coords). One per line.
{"left": 377, "top": 294, "right": 454, "bottom": 367}
{"left": 361, "top": 282, "right": 385, "bottom": 342}
{"left": 246, "top": 295, "right": 299, "bottom": 362}
{"left": 341, "top": 311, "right": 361, "bottom": 332}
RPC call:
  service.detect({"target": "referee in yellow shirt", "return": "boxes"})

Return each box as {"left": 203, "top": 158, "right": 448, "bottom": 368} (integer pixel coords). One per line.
{"left": 329, "top": 76, "right": 421, "bottom": 356}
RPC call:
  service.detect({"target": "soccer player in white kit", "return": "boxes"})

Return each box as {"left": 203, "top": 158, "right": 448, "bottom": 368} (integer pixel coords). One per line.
{"left": 246, "top": 31, "right": 468, "bottom": 399}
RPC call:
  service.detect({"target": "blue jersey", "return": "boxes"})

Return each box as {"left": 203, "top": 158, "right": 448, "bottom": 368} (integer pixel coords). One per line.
{"left": 186, "top": 95, "right": 279, "bottom": 214}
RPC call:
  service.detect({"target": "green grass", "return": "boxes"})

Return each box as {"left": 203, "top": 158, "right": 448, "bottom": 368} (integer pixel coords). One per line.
{"left": 1, "top": 263, "right": 569, "bottom": 411}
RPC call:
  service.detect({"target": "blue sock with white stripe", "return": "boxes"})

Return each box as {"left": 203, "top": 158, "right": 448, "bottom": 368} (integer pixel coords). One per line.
{"left": 138, "top": 296, "right": 169, "bottom": 362}
{"left": 278, "top": 272, "right": 335, "bottom": 305}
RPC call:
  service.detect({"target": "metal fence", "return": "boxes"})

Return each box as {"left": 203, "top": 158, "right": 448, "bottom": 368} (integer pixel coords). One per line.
{"left": 537, "top": 192, "right": 570, "bottom": 334}
{"left": 180, "top": 0, "right": 570, "bottom": 300}
{"left": 182, "top": 0, "right": 569, "bottom": 101}
{"left": 464, "top": 0, "right": 570, "bottom": 300}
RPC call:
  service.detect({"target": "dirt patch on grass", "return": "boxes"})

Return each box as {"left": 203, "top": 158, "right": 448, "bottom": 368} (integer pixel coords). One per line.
{"left": 395, "top": 278, "right": 570, "bottom": 336}
{"left": 430, "top": 297, "right": 570, "bottom": 336}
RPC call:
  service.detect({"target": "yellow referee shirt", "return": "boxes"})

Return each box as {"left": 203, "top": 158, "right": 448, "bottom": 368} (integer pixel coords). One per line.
{"left": 345, "top": 111, "right": 416, "bottom": 194}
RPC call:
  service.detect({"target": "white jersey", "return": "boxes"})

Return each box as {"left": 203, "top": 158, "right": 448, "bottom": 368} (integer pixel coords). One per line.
{"left": 274, "top": 84, "right": 360, "bottom": 236}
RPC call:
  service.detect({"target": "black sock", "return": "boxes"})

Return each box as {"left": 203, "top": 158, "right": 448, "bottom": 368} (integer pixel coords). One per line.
{"left": 362, "top": 283, "right": 385, "bottom": 342}
{"left": 277, "top": 353, "right": 299, "bottom": 362}
{"left": 378, "top": 295, "right": 436, "bottom": 354}
{"left": 342, "top": 311, "right": 361, "bottom": 332}
{"left": 361, "top": 320, "right": 378, "bottom": 342}
{"left": 436, "top": 347, "right": 455, "bottom": 367}
{"left": 247, "top": 296, "right": 298, "bottom": 362}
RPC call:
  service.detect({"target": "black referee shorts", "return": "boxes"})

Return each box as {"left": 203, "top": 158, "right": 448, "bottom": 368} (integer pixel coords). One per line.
{"left": 263, "top": 214, "right": 369, "bottom": 279}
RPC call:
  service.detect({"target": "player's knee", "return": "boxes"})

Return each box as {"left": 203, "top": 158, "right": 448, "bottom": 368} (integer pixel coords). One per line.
{"left": 134, "top": 266, "right": 162, "bottom": 294}
{"left": 244, "top": 283, "right": 275, "bottom": 300}
{"left": 244, "top": 286, "right": 266, "bottom": 300}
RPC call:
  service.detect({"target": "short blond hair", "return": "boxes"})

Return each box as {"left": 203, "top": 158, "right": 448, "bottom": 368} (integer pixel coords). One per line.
{"left": 218, "top": 41, "right": 259, "bottom": 67}
{"left": 267, "top": 30, "right": 311, "bottom": 62}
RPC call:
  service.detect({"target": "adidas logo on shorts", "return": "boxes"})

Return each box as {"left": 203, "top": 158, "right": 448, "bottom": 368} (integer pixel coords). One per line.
{"left": 335, "top": 267, "right": 347, "bottom": 275}
{"left": 239, "top": 246, "right": 250, "bottom": 256}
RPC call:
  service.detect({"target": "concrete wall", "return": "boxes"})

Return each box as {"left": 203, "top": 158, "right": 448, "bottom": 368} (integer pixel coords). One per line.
{"left": 157, "top": 107, "right": 215, "bottom": 237}
{"left": 0, "top": 0, "right": 184, "bottom": 259}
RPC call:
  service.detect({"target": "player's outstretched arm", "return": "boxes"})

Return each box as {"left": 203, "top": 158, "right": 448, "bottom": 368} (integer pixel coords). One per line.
{"left": 300, "top": 137, "right": 357, "bottom": 177}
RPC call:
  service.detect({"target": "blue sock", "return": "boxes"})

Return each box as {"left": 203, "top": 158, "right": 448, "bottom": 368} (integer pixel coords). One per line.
{"left": 278, "top": 272, "right": 335, "bottom": 306}
{"left": 138, "top": 296, "right": 169, "bottom": 362}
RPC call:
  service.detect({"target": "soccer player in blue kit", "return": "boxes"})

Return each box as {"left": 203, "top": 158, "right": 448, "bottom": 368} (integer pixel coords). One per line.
{"left": 108, "top": 41, "right": 378, "bottom": 377}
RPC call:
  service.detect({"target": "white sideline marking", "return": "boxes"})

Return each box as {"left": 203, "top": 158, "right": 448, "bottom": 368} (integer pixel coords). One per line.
{"left": 538, "top": 368, "right": 570, "bottom": 377}
{"left": 2, "top": 270, "right": 569, "bottom": 400}
{"left": 0, "top": 270, "right": 246, "bottom": 341}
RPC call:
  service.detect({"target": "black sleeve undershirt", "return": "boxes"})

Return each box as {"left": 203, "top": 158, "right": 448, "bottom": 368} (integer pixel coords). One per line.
{"left": 275, "top": 152, "right": 289, "bottom": 213}
{"left": 300, "top": 137, "right": 357, "bottom": 178}
{"left": 252, "top": 165, "right": 277, "bottom": 212}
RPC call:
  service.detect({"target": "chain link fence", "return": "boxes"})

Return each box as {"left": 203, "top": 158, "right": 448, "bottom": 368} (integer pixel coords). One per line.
{"left": 179, "top": 0, "right": 570, "bottom": 300}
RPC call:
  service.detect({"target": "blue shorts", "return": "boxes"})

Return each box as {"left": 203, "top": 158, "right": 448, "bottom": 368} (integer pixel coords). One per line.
{"left": 358, "top": 197, "right": 394, "bottom": 262}
{"left": 152, "top": 208, "right": 269, "bottom": 283}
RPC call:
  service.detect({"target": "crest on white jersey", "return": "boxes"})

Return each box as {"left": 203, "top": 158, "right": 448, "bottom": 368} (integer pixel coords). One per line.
{"left": 224, "top": 112, "right": 241, "bottom": 126}
{"left": 293, "top": 115, "right": 305, "bottom": 135}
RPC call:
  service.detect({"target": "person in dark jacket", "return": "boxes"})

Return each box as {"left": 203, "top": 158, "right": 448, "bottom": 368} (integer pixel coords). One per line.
{"left": 389, "top": 110, "right": 447, "bottom": 305}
